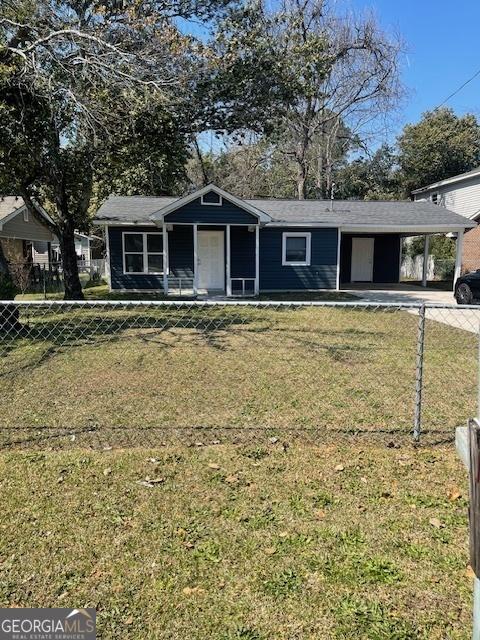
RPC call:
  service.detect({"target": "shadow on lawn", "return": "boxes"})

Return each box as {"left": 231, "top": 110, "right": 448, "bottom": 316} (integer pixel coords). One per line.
{"left": 0, "top": 307, "right": 387, "bottom": 378}
{"left": 0, "top": 422, "right": 455, "bottom": 451}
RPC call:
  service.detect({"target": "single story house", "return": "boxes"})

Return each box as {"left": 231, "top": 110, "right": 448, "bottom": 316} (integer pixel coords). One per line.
{"left": 0, "top": 196, "right": 56, "bottom": 266}
{"left": 412, "top": 167, "right": 480, "bottom": 273}
{"left": 94, "top": 185, "right": 475, "bottom": 296}
{"left": 51, "top": 232, "right": 101, "bottom": 264}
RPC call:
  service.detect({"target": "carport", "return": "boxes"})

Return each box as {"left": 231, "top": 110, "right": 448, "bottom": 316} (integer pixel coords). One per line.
{"left": 339, "top": 225, "right": 471, "bottom": 291}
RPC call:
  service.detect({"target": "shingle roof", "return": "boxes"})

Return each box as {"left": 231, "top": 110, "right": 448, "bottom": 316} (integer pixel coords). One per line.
{"left": 96, "top": 195, "right": 177, "bottom": 221}
{"left": 95, "top": 194, "right": 475, "bottom": 229}
{"left": 0, "top": 196, "right": 26, "bottom": 221}
{"left": 247, "top": 198, "right": 475, "bottom": 227}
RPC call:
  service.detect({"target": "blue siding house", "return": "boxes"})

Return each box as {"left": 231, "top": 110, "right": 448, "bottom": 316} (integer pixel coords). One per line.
{"left": 94, "top": 185, "right": 475, "bottom": 296}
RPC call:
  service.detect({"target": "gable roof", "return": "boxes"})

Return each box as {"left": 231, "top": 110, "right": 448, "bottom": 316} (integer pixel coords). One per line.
{"left": 0, "top": 196, "right": 27, "bottom": 223}
{"left": 94, "top": 192, "right": 475, "bottom": 231}
{"left": 150, "top": 185, "right": 272, "bottom": 223}
{"left": 412, "top": 167, "right": 480, "bottom": 194}
{"left": 0, "top": 196, "right": 55, "bottom": 228}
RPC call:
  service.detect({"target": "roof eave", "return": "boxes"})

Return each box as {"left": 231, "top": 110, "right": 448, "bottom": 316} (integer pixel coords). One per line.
{"left": 412, "top": 169, "right": 480, "bottom": 194}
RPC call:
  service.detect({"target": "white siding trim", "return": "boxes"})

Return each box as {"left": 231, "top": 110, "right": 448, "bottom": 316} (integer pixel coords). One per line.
{"left": 282, "top": 232, "right": 311, "bottom": 266}
{"left": 122, "top": 231, "right": 164, "bottom": 275}
{"left": 105, "top": 226, "right": 111, "bottom": 291}
{"left": 226, "top": 224, "right": 231, "bottom": 296}
{"left": 193, "top": 223, "right": 198, "bottom": 295}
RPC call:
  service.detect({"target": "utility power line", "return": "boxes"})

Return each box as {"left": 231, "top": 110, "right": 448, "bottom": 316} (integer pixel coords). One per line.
{"left": 434, "top": 68, "right": 480, "bottom": 111}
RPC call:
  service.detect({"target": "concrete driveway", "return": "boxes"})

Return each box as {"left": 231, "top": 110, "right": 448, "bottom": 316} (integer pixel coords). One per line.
{"left": 344, "top": 284, "right": 480, "bottom": 333}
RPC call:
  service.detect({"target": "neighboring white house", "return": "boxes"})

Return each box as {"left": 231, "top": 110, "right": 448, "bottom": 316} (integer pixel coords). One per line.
{"left": 412, "top": 168, "right": 480, "bottom": 273}
{"left": 51, "top": 232, "right": 94, "bottom": 263}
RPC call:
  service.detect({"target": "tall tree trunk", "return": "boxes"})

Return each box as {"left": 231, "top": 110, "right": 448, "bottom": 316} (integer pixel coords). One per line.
{"left": 194, "top": 138, "right": 210, "bottom": 187}
{"left": 296, "top": 164, "right": 307, "bottom": 200}
{"left": 0, "top": 240, "right": 21, "bottom": 329}
{"left": 59, "top": 220, "right": 84, "bottom": 300}
{"left": 0, "top": 240, "right": 10, "bottom": 280}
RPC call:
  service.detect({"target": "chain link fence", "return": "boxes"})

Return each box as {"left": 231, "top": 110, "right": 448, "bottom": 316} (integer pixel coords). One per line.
{"left": 0, "top": 300, "right": 478, "bottom": 449}
{"left": 8, "top": 260, "right": 107, "bottom": 297}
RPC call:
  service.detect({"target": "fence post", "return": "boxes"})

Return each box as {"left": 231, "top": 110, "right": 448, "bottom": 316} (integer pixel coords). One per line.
{"left": 413, "top": 304, "right": 426, "bottom": 442}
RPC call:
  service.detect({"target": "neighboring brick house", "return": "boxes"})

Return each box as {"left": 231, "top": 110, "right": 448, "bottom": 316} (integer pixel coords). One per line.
{"left": 412, "top": 168, "right": 480, "bottom": 273}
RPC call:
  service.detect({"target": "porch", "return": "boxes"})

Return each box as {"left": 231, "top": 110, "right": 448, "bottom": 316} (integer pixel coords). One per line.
{"left": 162, "top": 223, "right": 259, "bottom": 297}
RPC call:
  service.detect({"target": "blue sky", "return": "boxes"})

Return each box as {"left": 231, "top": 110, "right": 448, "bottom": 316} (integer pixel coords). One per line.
{"left": 184, "top": 0, "right": 480, "bottom": 150}
{"left": 348, "top": 0, "right": 480, "bottom": 131}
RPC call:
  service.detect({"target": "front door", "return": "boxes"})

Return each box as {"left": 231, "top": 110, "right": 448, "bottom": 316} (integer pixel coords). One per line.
{"left": 197, "top": 231, "right": 225, "bottom": 291}
{"left": 351, "top": 237, "right": 374, "bottom": 282}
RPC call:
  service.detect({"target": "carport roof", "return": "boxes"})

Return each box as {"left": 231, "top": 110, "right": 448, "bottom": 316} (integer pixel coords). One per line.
{"left": 95, "top": 191, "right": 475, "bottom": 230}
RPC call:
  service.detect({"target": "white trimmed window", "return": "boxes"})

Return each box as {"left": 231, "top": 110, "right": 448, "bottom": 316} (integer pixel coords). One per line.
{"left": 282, "top": 232, "right": 311, "bottom": 266}
{"left": 123, "top": 232, "right": 165, "bottom": 274}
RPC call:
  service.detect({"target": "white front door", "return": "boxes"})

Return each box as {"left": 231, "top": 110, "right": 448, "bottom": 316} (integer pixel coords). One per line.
{"left": 351, "top": 237, "right": 374, "bottom": 282}
{"left": 197, "top": 231, "right": 225, "bottom": 291}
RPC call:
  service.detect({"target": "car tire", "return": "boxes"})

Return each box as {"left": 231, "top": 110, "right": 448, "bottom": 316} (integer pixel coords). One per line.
{"left": 455, "top": 283, "right": 473, "bottom": 305}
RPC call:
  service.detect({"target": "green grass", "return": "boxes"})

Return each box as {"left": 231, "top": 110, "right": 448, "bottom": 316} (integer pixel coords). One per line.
{"left": 0, "top": 305, "right": 475, "bottom": 638}
{"left": 0, "top": 443, "right": 471, "bottom": 639}
{"left": 0, "top": 304, "right": 476, "bottom": 440}
{"left": 15, "top": 285, "right": 357, "bottom": 302}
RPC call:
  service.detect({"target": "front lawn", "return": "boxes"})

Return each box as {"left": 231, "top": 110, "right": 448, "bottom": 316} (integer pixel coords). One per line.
{"left": 15, "top": 284, "right": 357, "bottom": 302}
{"left": 0, "top": 304, "right": 476, "bottom": 442}
{"left": 0, "top": 443, "right": 471, "bottom": 639}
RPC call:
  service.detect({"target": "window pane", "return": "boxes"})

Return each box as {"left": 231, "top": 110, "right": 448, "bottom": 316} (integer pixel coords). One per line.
{"left": 286, "top": 236, "right": 307, "bottom": 262}
{"left": 125, "top": 254, "right": 144, "bottom": 273}
{"left": 147, "top": 234, "right": 163, "bottom": 253}
{"left": 147, "top": 254, "right": 163, "bottom": 273}
{"left": 124, "top": 234, "right": 143, "bottom": 252}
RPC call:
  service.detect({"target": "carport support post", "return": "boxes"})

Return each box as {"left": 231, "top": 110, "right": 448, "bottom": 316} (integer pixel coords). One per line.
{"left": 422, "top": 235, "right": 430, "bottom": 287}
{"left": 193, "top": 223, "right": 198, "bottom": 295}
{"left": 413, "top": 304, "right": 426, "bottom": 442}
{"left": 162, "top": 223, "right": 168, "bottom": 296}
{"left": 454, "top": 229, "right": 464, "bottom": 291}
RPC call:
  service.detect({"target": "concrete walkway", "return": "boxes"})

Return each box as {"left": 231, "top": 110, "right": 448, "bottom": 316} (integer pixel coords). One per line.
{"left": 344, "top": 284, "right": 480, "bottom": 333}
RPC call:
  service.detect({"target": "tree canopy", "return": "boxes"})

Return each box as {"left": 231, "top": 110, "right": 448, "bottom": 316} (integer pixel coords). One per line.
{"left": 0, "top": 0, "right": 229, "bottom": 297}
{"left": 397, "top": 107, "right": 480, "bottom": 196}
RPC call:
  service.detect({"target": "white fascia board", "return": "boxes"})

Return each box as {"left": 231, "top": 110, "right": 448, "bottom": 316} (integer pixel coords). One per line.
{"left": 148, "top": 184, "right": 272, "bottom": 223}
{"left": 92, "top": 220, "right": 157, "bottom": 227}
{"left": 0, "top": 204, "right": 28, "bottom": 227}
{"left": 411, "top": 168, "right": 480, "bottom": 194}
{"left": 266, "top": 222, "right": 341, "bottom": 228}
{"left": 342, "top": 224, "right": 474, "bottom": 233}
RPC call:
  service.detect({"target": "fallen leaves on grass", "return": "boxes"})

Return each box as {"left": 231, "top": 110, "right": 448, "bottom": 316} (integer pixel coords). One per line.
{"left": 447, "top": 488, "right": 462, "bottom": 501}
{"left": 429, "top": 517, "right": 444, "bottom": 529}
{"left": 182, "top": 586, "right": 206, "bottom": 596}
{"left": 334, "top": 464, "right": 345, "bottom": 472}
{"left": 136, "top": 477, "right": 165, "bottom": 488}
{"left": 466, "top": 565, "right": 476, "bottom": 580}
{"left": 208, "top": 463, "right": 221, "bottom": 470}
